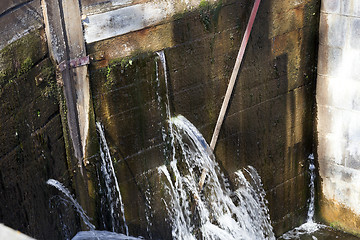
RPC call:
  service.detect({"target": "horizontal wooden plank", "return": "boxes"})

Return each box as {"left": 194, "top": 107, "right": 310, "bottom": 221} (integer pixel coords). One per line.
{"left": 83, "top": 0, "right": 218, "bottom": 43}
{"left": 0, "top": 0, "right": 42, "bottom": 50}
{"left": 0, "top": 0, "right": 31, "bottom": 16}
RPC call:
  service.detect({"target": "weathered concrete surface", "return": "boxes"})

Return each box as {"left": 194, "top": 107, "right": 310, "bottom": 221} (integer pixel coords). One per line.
{"left": 0, "top": 29, "right": 81, "bottom": 239}
{"left": 317, "top": 0, "right": 360, "bottom": 235}
{"left": 0, "top": 0, "right": 320, "bottom": 238}
{"left": 88, "top": 0, "right": 320, "bottom": 237}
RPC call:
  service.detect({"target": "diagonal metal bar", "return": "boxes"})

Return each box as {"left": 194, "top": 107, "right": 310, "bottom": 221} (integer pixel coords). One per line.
{"left": 199, "top": 0, "right": 262, "bottom": 190}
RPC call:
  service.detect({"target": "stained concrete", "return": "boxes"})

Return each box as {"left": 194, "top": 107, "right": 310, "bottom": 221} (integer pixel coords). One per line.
{"left": 317, "top": 0, "right": 360, "bottom": 235}
{"left": 88, "top": 0, "right": 320, "bottom": 237}
{"left": 0, "top": 29, "right": 82, "bottom": 239}
{"left": 0, "top": 0, "right": 321, "bottom": 239}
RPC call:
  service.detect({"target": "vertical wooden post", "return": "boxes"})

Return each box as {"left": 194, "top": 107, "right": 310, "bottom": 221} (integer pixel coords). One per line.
{"left": 42, "top": 0, "right": 84, "bottom": 164}
{"left": 42, "top": 0, "right": 95, "bottom": 228}
{"left": 61, "top": 0, "right": 91, "bottom": 166}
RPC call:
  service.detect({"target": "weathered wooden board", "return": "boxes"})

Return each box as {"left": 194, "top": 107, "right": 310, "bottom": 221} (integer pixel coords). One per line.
{"left": 0, "top": 0, "right": 30, "bottom": 15}
{"left": 83, "top": 0, "right": 219, "bottom": 43}
{"left": 0, "top": 0, "right": 42, "bottom": 50}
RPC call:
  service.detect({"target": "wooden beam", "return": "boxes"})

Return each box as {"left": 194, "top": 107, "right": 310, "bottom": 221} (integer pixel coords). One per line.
{"left": 42, "top": 0, "right": 91, "bottom": 168}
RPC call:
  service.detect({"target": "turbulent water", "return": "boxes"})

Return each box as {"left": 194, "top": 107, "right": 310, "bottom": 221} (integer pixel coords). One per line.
{"left": 49, "top": 50, "right": 276, "bottom": 240}
{"left": 46, "top": 179, "right": 95, "bottom": 231}
{"left": 151, "top": 50, "right": 274, "bottom": 239}
{"left": 97, "top": 122, "right": 128, "bottom": 235}
{"left": 155, "top": 115, "right": 275, "bottom": 240}
{"left": 72, "top": 230, "right": 142, "bottom": 240}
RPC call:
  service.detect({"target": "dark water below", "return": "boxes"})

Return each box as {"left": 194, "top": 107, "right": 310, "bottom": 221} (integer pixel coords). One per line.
{"left": 297, "top": 228, "right": 359, "bottom": 240}
{"left": 278, "top": 224, "right": 360, "bottom": 240}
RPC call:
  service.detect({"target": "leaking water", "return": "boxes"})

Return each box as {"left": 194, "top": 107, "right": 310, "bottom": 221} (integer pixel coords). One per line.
{"left": 47, "top": 123, "right": 129, "bottom": 238}
{"left": 46, "top": 179, "right": 95, "bottom": 231}
{"left": 150, "top": 50, "right": 274, "bottom": 239}
{"left": 50, "top": 51, "right": 277, "bottom": 239}
{"left": 279, "top": 154, "right": 325, "bottom": 240}
{"left": 97, "top": 122, "right": 129, "bottom": 235}
{"left": 307, "top": 153, "right": 316, "bottom": 223}
{"left": 155, "top": 115, "right": 275, "bottom": 240}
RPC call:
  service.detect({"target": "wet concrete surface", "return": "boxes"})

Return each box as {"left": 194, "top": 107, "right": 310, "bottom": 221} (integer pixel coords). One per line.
{"left": 278, "top": 224, "right": 360, "bottom": 240}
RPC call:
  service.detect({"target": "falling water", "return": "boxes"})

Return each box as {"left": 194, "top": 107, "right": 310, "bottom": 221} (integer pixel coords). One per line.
{"left": 46, "top": 179, "right": 95, "bottom": 231}
{"left": 156, "top": 50, "right": 171, "bottom": 121}
{"left": 307, "top": 153, "right": 316, "bottom": 223}
{"left": 96, "top": 122, "right": 129, "bottom": 235}
{"left": 156, "top": 115, "right": 275, "bottom": 240}
{"left": 279, "top": 154, "right": 325, "bottom": 240}
{"left": 152, "top": 50, "right": 274, "bottom": 239}
{"left": 155, "top": 50, "right": 176, "bottom": 161}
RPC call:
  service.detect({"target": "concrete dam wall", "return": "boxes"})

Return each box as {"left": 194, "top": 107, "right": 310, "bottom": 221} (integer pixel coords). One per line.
{"left": 0, "top": 0, "right": 326, "bottom": 239}
{"left": 317, "top": 0, "right": 360, "bottom": 235}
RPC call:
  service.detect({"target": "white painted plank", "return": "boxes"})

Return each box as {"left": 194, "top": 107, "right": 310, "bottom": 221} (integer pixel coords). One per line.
{"left": 83, "top": 0, "right": 213, "bottom": 43}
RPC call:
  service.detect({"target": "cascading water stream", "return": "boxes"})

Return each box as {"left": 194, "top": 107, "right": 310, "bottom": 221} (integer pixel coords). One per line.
{"left": 279, "top": 154, "right": 325, "bottom": 240}
{"left": 156, "top": 50, "right": 172, "bottom": 122}
{"left": 47, "top": 124, "right": 130, "bottom": 238}
{"left": 51, "top": 50, "right": 275, "bottom": 239}
{"left": 46, "top": 179, "right": 95, "bottom": 231}
{"left": 97, "top": 122, "right": 129, "bottom": 235}
{"left": 156, "top": 115, "right": 275, "bottom": 240}
{"left": 150, "top": 50, "right": 274, "bottom": 239}
{"left": 307, "top": 153, "right": 316, "bottom": 223}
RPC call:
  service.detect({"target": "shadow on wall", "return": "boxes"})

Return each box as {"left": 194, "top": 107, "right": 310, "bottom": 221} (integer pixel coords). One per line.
{"left": 88, "top": 0, "right": 319, "bottom": 238}
{"left": 166, "top": 0, "right": 318, "bottom": 235}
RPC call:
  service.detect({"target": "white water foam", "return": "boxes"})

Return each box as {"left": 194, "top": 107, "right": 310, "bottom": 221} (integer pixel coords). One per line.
{"left": 279, "top": 154, "right": 326, "bottom": 239}
{"left": 156, "top": 115, "right": 275, "bottom": 240}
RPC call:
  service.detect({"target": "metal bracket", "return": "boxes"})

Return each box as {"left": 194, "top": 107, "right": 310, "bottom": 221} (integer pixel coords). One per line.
{"left": 59, "top": 55, "right": 90, "bottom": 72}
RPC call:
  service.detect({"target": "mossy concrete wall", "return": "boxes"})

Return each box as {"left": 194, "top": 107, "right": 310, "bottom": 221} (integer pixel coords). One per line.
{"left": 0, "top": 2, "right": 95, "bottom": 238}
{"left": 0, "top": 28, "right": 83, "bottom": 239}
{"left": 317, "top": 0, "right": 360, "bottom": 235}
{"left": 88, "top": 0, "right": 320, "bottom": 237}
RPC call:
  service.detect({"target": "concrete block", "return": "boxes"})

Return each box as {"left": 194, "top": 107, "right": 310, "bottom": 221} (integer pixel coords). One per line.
{"left": 317, "top": 44, "right": 343, "bottom": 77}
{"left": 342, "top": 0, "right": 360, "bottom": 17}
{"left": 318, "top": 133, "right": 347, "bottom": 166}
{"left": 317, "top": 75, "right": 360, "bottom": 111}
{"left": 269, "top": 6, "right": 305, "bottom": 38}
{"left": 319, "top": 163, "right": 360, "bottom": 216}
{"left": 321, "top": 0, "right": 340, "bottom": 14}
{"left": 350, "top": 18, "right": 360, "bottom": 49}
{"left": 319, "top": 13, "right": 347, "bottom": 48}
{"left": 346, "top": 154, "right": 360, "bottom": 170}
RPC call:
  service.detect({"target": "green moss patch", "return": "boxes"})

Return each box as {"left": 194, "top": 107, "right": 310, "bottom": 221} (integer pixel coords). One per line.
{"left": 0, "top": 29, "right": 47, "bottom": 88}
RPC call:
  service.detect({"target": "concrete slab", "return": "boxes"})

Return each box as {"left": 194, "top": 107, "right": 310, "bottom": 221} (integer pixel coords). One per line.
{"left": 0, "top": 224, "right": 35, "bottom": 240}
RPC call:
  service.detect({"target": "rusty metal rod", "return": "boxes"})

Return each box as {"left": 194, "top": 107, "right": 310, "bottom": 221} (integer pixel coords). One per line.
{"left": 199, "top": 0, "right": 261, "bottom": 190}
